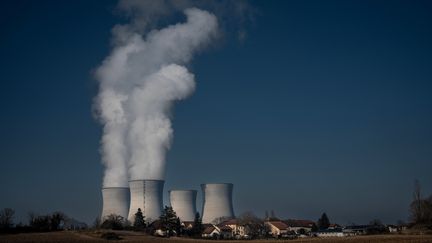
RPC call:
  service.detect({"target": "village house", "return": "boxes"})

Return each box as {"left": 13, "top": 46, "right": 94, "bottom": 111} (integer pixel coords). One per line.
{"left": 202, "top": 224, "right": 220, "bottom": 239}
{"left": 219, "top": 219, "right": 248, "bottom": 238}
{"left": 181, "top": 221, "right": 194, "bottom": 230}
{"left": 283, "top": 219, "right": 315, "bottom": 234}
{"left": 265, "top": 221, "right": 289, "bottom": 238}
{"left": 342, "top": 225, "right": 370, "bottom": 235}
{"left": 148, "top": 220, "right": 167, "bottom": 237}
{"left": 201, "top": 223, "right": 237, "bottom": 240}
{"left": 328, "top": 223, "right": 342, "bottom": 229}
{"left": 387, "top": 224, "right": 399, "bottom": 233}
{"left": 219, "top": 225, "right": 234, "bottom": 239}
{"left": 315, "top": 228, "right": 344, "bottom": 237}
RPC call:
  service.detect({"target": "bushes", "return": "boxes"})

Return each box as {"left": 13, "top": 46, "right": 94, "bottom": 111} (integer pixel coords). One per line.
{"left": 28, "top": 212, "right": 66, "bottom": 232}
{"left": 101, "top": 214, "right": 125, "bottom": 230}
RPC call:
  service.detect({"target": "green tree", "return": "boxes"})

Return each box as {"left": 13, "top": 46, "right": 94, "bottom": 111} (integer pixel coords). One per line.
{"left": 175, "top": 217, "right": 181, "bottom": 236}
{"left": 311, "top": 223, "right": 318, "bottom": 232}
{"left": 159, "top": 206, "right": 180, "bottom": 237}
{"left": 317, "top": 213, "right": 330, "bottom": 229}
{"left": 133, "top": 208, "right": 146, "bottom": 229}
{"left": 191, "top": 212, "right": 203, "bottom": 237}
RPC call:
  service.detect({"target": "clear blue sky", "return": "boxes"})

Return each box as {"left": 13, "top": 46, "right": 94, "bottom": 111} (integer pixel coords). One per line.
{"left": 1, "top": 0, "right": 431, "bottom": 225}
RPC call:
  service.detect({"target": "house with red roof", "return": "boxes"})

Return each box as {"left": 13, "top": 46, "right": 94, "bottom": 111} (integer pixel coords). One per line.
{"left": 219, "top": 225, "right": 234, "bottom": 239}
{"left": 284, "top": 219, "right": 316, "bottom": 234}
{"left": 201, "top": 223, "right": 235, "bottom": 240}
{"left": 181, "top": 221, "right": 194, "bottom": 230}
{"left": 202, "top": 224, "right": 220, "bottom": 239}
{"left": 218, "top": 219, "right": 249, "bottom": 239}
{"left": 265, "top": 221, "right": 289, "bottom": 238}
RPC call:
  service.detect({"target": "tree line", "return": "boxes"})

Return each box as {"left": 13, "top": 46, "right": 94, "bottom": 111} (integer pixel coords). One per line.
{"left": 0, "top": 209, "right": 68, "bottom": 234}
{"left": 2, "top": 179, "right": 430, "bottom": 236}
{"left": 98, "top": 206, "right": 204, "bottom": 237}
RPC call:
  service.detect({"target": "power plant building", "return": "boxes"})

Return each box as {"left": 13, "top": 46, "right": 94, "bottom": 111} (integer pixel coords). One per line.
{"left": 128, "top": 180, "right": 164, "bottom": 223}
{"left": 101, "top": 181, "right": 236, "bottom": 225}
{"left": 169, "top": 190, "right": 197, "bottom": 222}
{"left": 101, "top": 187, "right": 130, "bottom": 220}
{"left": 201, "top": 183, "right": 235, "bottom": 223}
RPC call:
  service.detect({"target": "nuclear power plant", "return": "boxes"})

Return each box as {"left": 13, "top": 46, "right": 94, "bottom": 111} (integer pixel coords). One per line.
{"left": 201, "top": 183, "right": 235, "bottom": 223}
{"left": 127, "top": 180, "right": 164, "bottom": 222}
{"left": 169, "top": 190, "right": 197, "bottom": 222}
{"left": 101, "top": 182, "right": 235, "bottom": 224}
{"left": 101, "top": 187, "right": 130, "bottom": 220}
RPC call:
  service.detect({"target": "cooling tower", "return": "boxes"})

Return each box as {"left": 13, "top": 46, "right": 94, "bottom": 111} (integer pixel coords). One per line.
{"left": 128, "top": 180, "right": 164, "bottom": 222}
{"left": 101, "top": 187, "right": 130, "bottom": 220}
{"left": 201, "top": 183, "right": 235, "bottom": 223}
{"left": 169, "top": 190, "right": 197, "bottom": 222}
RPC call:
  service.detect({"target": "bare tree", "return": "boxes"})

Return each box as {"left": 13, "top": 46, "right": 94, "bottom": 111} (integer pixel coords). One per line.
{"left": 0, "top": 208, "right": 15, "bottom": 229}
{"left": 396, "top": 220, "right": 406, "bottom": 226}
{"left": 237, "top": 211, "right": 268, "bottom": 238}
{"left": 411, "top": 179, "right": 424, "bottom": 223}
{"left": 28, "top": 212, "right": 36, "bottom": 227}
{"left": 30, "top": 214, "right": 51, "bottom": 231}
{"left": 270, "top": 210, "right": 275, "bottom": 219}
{"left": 425, "top": 195, "right": 432, "bottom": 224}
{"left": 369, "top": 219, "right": 383, "bottom": 226}
{"left": 211, "top": 216, "right": 233, "bottom": 225}
{"left": 101, "top": 214, "right": 125, "bottom": 230}
{"left": 93, "top": 216, "right": 101, "bottom": 229}
{"left": 409, "top": 179, "right": 432, "bottom": 224}
{"left": 50, "top": 212, "right": 65, "bottom": 231}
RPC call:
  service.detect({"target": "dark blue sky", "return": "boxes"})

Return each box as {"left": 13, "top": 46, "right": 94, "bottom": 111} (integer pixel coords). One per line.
{"left": 1, "top": 0, "right": 431, "bottom": 225}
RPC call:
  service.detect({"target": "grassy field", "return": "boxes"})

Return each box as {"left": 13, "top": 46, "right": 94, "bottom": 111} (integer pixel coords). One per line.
{"left": 1, "top": 231, "right": 432, "bottom": 243}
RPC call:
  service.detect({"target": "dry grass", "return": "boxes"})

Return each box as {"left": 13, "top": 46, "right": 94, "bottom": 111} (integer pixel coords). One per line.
{"left": 1, "top": 232, "right": 432, "bottom": 243}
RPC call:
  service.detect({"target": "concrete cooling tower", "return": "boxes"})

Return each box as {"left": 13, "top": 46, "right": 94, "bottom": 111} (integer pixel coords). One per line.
{"left": 169, "top": 190, "right": 197, "bottom": 222}
{"left": 201, "top": 183, "right": 235, "bottom": 223}
{"left": 101, "top": 187, "right": 130, "bottom": 220}
{"left": 128, "top": 180, "right": 164, "bottom": 222}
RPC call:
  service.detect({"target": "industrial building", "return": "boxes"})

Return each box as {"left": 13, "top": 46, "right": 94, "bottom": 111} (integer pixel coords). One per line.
{"left": 201, "top": 183, "right": 235, "bottom": 223}
{"left": 169, "top": 190, "right": 197, "bottom": 222}
{"left": 101, "top": 180, "right": 235, "bottom": 225}
{"left": 127, "top": 180, "right": 164, "bottom": 222}
{"left": 101, "top": 187, "right": 130, "bottom": 220}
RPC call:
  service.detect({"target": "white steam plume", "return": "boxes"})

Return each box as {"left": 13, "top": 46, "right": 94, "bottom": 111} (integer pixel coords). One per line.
{"left": 95, "top": 7, "right": 218, "bottom": 187}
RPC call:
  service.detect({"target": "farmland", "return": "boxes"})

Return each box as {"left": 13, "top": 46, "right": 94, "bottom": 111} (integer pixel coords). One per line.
{"left": 1, "top": 231, "right": 432, "bottom": 243}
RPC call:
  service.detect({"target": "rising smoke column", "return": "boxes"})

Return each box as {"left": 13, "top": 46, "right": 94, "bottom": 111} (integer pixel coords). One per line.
{"left": 95, "top": 8, "right": 218, "bottom": 187}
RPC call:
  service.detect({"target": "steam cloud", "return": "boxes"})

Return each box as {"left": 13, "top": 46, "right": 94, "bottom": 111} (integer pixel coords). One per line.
{"left": 95, "top": 4, "right": 218, "bottom": 187}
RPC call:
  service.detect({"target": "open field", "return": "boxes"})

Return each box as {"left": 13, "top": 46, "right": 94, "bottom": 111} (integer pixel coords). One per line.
{"left": 1, "top": 231, "right": 432, "bottom": 243}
